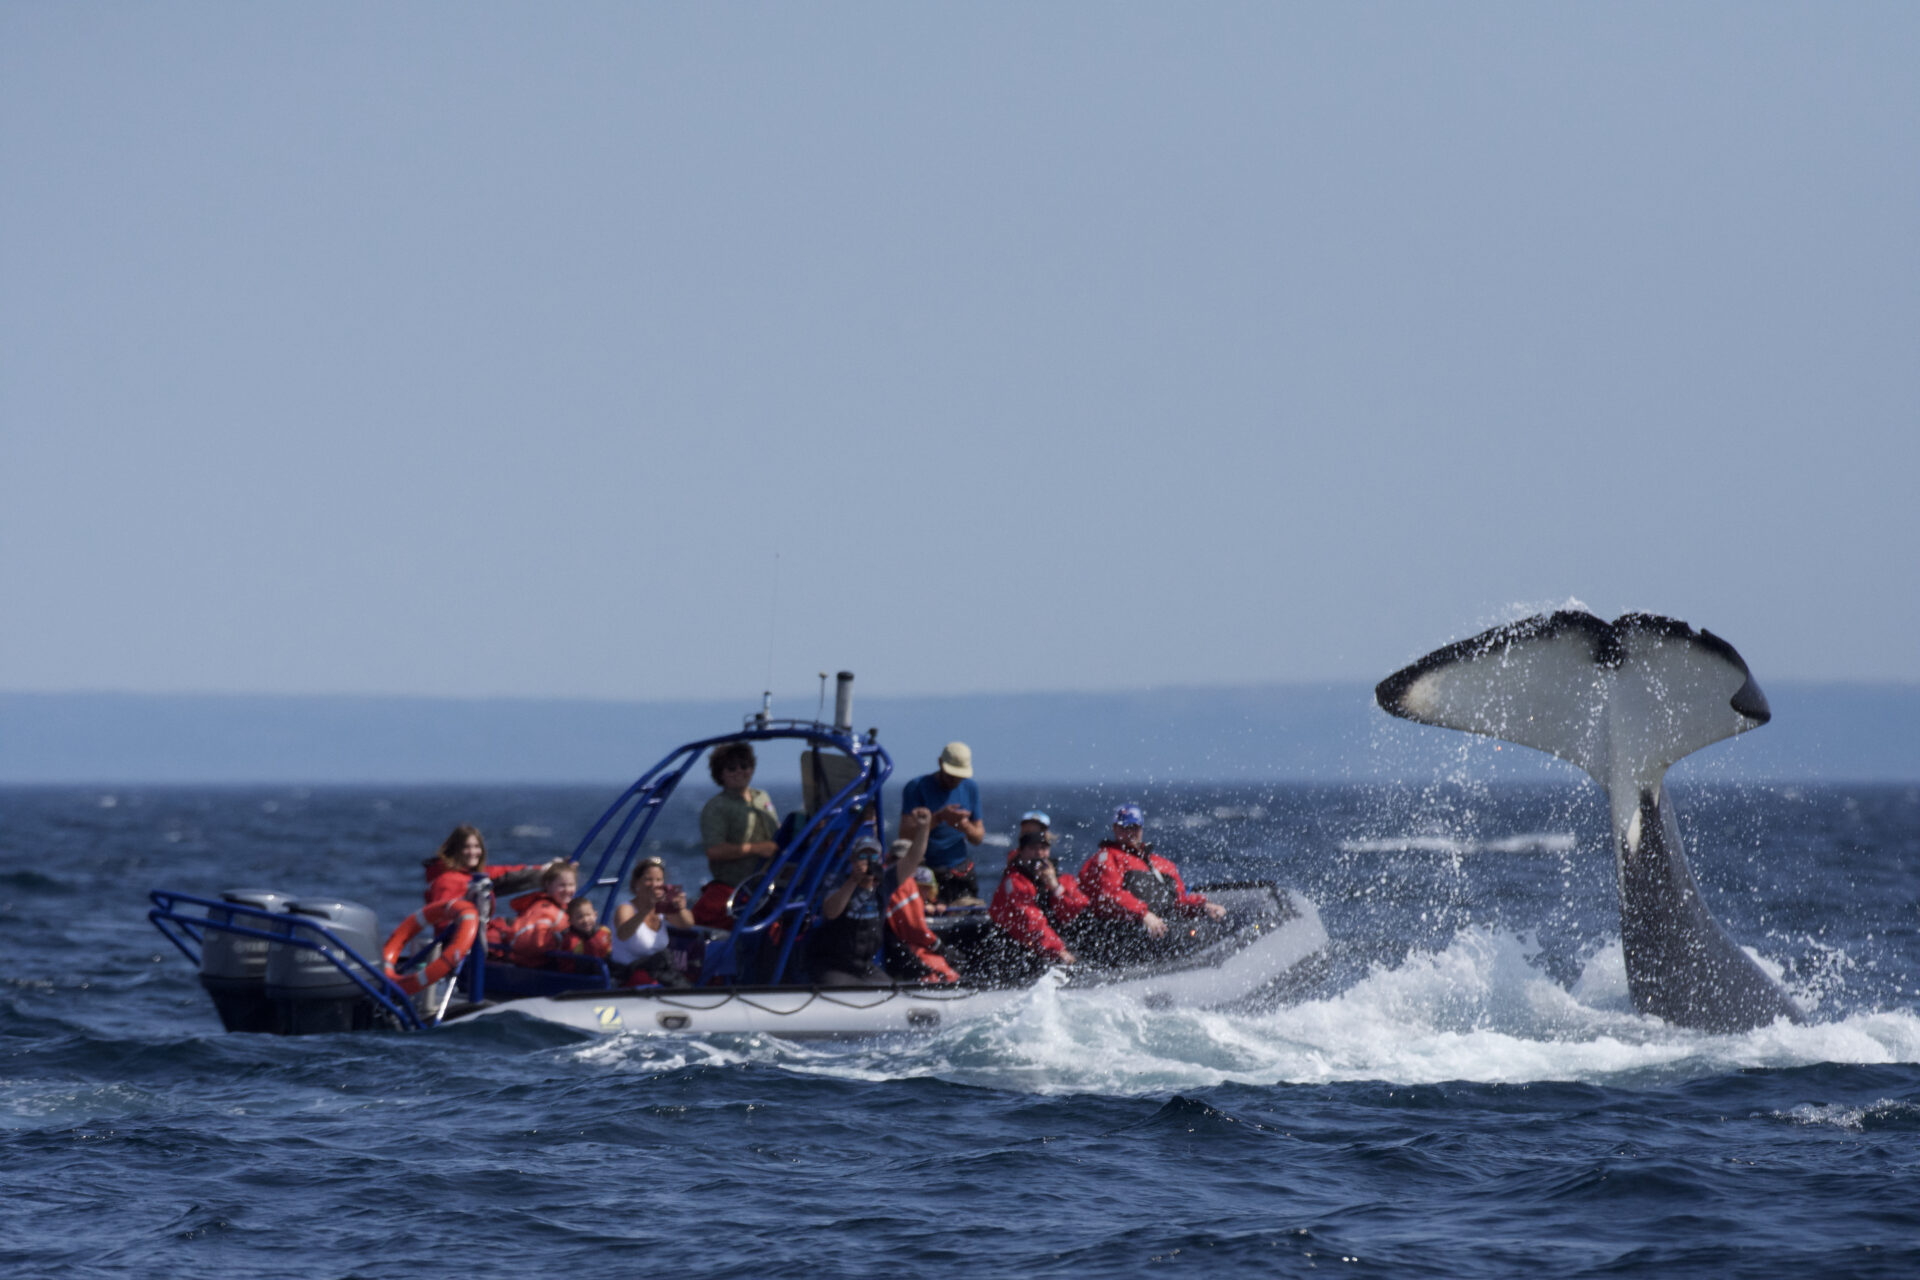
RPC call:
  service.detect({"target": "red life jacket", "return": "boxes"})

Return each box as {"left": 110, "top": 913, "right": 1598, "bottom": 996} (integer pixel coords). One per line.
{"left": 989, "top": 864, "right": 1090, "bottom": 959}
{"left": 884, "top": 870, "right": 958, "bottom": 984}
{"left": 504, "top": 891, "right": 572, "bottom": 966}
{"left": 1078, "top": 841, "right": 1209, "bottom": 921}
{"left": 553, "top": 925, "right": 611, "bottom": 960}
{"left": 422, "top": 858, "right": 536, "bottom": 906}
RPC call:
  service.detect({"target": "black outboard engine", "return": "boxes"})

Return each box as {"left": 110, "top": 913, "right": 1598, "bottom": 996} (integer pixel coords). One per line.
{"left": 198, "top": 888, "right": 294, "bottom": 1033}
{"left": 264, "top": 898, "right": 382, "bottom": 1034}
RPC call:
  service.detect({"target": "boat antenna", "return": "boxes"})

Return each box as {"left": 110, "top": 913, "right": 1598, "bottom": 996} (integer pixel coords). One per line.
{"left": 759, "top": 552, "right": 781, "bottom": 724}
{"left": 816, "top": 672, "right": 829, "bottom": 725}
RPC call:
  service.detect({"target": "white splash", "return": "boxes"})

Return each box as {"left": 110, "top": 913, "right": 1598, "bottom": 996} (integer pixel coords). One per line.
{"left": 1338, "top": 833, "right": 1578, "bottom": 855}
{"left": 575, "top": 928, "right": 1920, "bottom": 1095}
{"left": 1780, "top": 1099, "right": 1920, "bottom": 1131}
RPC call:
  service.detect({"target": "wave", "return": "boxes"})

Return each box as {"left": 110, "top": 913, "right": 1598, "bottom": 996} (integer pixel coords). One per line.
{"left": 574, "top": 928, "right": 1920, "bottom": 1095}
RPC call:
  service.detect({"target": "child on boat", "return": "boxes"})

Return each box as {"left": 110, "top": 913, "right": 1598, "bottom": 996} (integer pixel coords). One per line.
{"left": 547, "top": 897, "right": 613, "bottom": 972}
{"left": 495, "top": 860, "right": 579, "bottom": 964}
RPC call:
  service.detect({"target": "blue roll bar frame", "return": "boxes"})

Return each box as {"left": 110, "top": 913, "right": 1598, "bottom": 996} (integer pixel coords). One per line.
{"left": 569, "top": 719, "right": 891, "bottom": 987}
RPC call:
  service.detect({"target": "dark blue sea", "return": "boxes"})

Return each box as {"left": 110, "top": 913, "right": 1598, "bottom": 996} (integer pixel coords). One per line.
{"left": 4, "top": 777, "right": 1918, "bottom": 1278}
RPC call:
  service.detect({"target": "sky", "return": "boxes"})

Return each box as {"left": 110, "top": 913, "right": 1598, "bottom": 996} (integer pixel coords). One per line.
{"left": 4, "top": 3, "right": 1916, "bottom": 705}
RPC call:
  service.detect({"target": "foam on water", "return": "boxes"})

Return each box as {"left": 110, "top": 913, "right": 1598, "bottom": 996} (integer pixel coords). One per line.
{"left": 576, "top": 928, "right": 1920, "bottom": 1095}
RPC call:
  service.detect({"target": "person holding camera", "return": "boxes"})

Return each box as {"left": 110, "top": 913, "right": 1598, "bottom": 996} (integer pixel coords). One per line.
{"left": 611, "top": 857, "right": 695, "bottom": 987}
{"left": 807, "top": 835, "right": 886, "bottom": 985}
{"left": 990, "top": 826, "right": 1090, "bottom": 967}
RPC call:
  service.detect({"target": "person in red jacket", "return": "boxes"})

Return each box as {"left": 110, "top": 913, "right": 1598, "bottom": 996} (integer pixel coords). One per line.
{"left": 990, "top": 827, "right": 1090, "bottom": 966}
{"left": 545, "top": 897, "right": 613, "bottom": 972}
{"left": 1079, "top": 804, "right": 1226, "bottom": 945}
{"left": 502, "top": 861, "right": 581, "bottom": 966}
{"left": 882, "top": 807, "right": 959, "bottom": 984}
{"left": 421, "top": 825, "right": 540, "bottom": 907}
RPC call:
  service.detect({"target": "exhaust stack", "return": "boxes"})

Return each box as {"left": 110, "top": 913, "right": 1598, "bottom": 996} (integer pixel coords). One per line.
{"left": 833, "top": 671, "right": 854, "bottom": 733}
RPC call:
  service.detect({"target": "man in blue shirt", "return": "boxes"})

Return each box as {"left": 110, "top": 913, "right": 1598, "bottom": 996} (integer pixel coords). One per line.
{"left": 899, "top": 741, "right": 985, "bottom": 904}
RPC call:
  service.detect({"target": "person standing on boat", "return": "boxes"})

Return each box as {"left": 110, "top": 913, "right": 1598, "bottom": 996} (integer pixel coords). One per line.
{"left": 421, "top": 825, "right": 540, "bottom": 907}
{"left": 989, "top": 826, "right": 1089, "bottom": 968}
{"left": 1079, "top": 804, "right": 1226, "bottom": 948}
{"left": 693, "top": 742, "right": 782, "bottom": 928}
{"left": 881, "top": 807, "right": 958, "bottom": 984}
{"left": 807, "top": 835, "right": 886, "bottom": 985}
{"left": 899, "top": 742, "right": 985, "bottom": 906}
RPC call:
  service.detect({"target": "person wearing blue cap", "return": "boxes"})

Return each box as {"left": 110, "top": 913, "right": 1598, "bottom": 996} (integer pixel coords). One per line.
{"left": 1078, "top": 802, "right": 1226, "bottom": 949}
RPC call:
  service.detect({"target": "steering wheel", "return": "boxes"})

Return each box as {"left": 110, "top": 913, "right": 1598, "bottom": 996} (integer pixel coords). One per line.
{"left": 725, "top": 872, "right": 767, "bottom": 921}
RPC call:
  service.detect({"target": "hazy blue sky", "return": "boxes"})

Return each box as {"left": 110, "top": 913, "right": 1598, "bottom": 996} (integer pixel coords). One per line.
{"left": 4, "top": 4, "right": 1915, "bottom": 703}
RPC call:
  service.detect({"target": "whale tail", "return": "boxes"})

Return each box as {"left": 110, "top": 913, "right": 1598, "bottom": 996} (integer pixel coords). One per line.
{"left": 1374, "top": 610, "right": 1770, "bottom": 791}
{"left": 1376, "top": 610, "right": 1801, "bottom": 1031}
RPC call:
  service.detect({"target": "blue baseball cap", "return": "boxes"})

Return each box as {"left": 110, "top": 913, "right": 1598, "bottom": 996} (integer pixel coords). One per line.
{"left": 1020, "top": 810, "right": 1050, "bottom": 827}
{"left": 1113, "top": 803, "right": 1145, "bottom": 827}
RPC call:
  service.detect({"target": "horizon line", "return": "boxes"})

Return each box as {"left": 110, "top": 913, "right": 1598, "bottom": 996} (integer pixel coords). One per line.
{"left": 5, "top": 676, "right": 1916, "bottom": 705}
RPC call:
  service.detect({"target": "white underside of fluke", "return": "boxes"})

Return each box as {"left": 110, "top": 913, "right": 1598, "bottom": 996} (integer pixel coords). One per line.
{"left": 1389, "top": 620, "right": 1762, "bottom": 793}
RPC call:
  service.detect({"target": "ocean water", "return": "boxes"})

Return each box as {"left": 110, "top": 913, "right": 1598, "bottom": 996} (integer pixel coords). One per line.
{"left": 3, "top": 779, "right": 1918, "bottom": 1278}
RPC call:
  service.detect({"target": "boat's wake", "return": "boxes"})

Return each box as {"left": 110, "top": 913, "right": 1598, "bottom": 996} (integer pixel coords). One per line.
{"left": 575, "top": 928, "right": 1920, "bottom": 1094}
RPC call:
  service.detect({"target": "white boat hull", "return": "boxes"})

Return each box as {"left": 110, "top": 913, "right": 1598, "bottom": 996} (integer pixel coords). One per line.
{"left": 459, "top": 892, "right": 1328, "bottom": 1039}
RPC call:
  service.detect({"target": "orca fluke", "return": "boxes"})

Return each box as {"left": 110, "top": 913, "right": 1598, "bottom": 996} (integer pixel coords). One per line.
{"left": 1376, "top": 610, "right": 1803, "bottom": 1033}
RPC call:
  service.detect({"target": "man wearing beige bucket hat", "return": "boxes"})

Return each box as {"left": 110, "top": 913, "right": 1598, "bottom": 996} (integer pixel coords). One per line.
{"left": 899, "top": 741, "right": 986, "bottom": 905}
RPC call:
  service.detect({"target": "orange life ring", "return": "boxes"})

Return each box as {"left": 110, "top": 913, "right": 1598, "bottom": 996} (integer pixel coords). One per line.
{"left": 382, "top": 898, "right": 480, "bottom": 996}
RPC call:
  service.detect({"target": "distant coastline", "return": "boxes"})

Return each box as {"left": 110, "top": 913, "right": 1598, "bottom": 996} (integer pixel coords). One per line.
{"left": 5, "top": 683, "right": 1915, "bottom": 785}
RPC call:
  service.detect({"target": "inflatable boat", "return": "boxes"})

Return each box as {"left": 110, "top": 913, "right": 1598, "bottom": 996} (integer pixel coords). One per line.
{"left": 150, "top": 677, "right": 1329, "bottom": 1039}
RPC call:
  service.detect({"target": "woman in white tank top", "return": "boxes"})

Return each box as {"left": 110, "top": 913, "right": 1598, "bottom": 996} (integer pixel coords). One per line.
{"left": 612, "top": 858, "right": 696, "bottom": 971}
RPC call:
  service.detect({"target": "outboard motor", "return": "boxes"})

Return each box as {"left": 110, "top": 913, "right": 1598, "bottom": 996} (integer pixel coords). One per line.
{"left": 265, "top": 898, "right": 381, "bottom": 1034}
{"left": 198, "top": 888, "right": 294, "bottom": 1033}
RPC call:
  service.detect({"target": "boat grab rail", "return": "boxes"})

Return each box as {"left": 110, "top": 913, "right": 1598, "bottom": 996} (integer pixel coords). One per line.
{"left": 562, "top": 722, "right": 892, "bottom": 987}
{"left": 701, "top": 746, "right": 892, "bottom": 985}
{"left": 570, "top": 722, "right": 886, "bottom": 932}
{"left": 148, "top": 890, "right": 428, "bottom": 1031}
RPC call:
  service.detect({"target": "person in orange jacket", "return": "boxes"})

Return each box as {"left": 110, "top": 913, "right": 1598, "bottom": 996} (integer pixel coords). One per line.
{"left": 499, "top": 861, "right": 581, "bottom": 966}
{"left": 990, "top": 827, "right": 1090, "bottom": 965}
{"left": 1079, "top": 804, "right": 1226, "bottom": 943}
{"left": 882, "top": 807, "right": 959, "bottom": 984}
{"left": 421, "top": 825, "right": 540, "bottom": 907}
{"left": 546, "top": 897, "right": 613, "bottom": 972}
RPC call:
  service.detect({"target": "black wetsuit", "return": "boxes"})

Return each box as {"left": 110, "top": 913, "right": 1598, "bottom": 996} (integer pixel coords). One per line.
{"left": 807, "top": 884, "right": 882, "bottom": 982}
